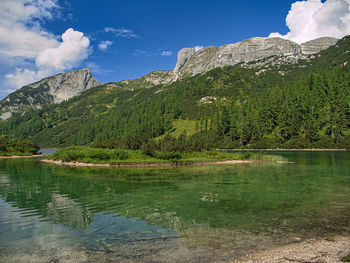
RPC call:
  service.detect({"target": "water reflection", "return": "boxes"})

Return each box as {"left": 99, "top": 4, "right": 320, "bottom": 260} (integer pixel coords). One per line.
{"left": 0, "top": 152, "right": 349, "bottom": 262}
{"left": 47, "top": 193, "right": 92, "bottom": 229}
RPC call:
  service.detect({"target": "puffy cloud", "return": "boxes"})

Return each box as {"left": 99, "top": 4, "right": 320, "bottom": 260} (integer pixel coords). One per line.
{"left": 0, "top": 0, "right": 59, "bottom": 58}
{"left": 0, "top": 0, "right": 91, "bottom": 92}
{"left": 104, "top": 27, "right": 139, "bottom": 38}
{"left": 269, "top": 0, "right": 350, "bottom": 44}
{"left": 160, "top": 51, "right": 172, "bottom": 56}
{"left": 98, "top": 40, "right": 113, "bottom": 51}
{"left": 5, "top": 28, "right": 90, "bottom": 89}
{"left": 36, "top": 28, "right": 90, "bottom": 71}
{"left": 5, "top": 67, "right": 48, "bottom": 90}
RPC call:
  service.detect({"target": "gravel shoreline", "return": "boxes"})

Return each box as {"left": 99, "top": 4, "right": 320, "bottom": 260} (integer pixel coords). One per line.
{"left": 233, "top": 236, "right": 350, "bottom": 263}
{"left": 0, "top": 155, "right": 42, "bottom": 159}
{"left": 41, "top": 159, "right": 258, "bottom": 168}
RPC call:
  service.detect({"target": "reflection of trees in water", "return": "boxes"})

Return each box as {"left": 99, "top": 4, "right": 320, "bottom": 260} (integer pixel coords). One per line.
{"left": 0, "top": 157, "right": 349, "bottom": 238}
{"left": 0, "top": 159, "right": 94, "bottom": 229}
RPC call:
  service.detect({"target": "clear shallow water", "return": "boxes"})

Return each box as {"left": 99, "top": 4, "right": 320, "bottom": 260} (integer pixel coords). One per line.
{"left": 0, "top": 152, "right": 349, "bottom": 262}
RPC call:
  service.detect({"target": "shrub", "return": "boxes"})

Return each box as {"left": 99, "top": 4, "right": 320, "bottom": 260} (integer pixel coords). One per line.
{"left": 89, "top": 150, "right": 111, "bottom": 160}
{"left": 249, "top": 138, "right": 278, "bottom": 149}
{"left": 141, "top": 141, "right": 157, "bottom": 157}
{"left": 155, "top": 151, "right": 182, "bottom": 160}
{"left": 53, "top": 146, "right": 131, "bottom": 162}
{"left": 111, "top": 150, "right": 130, "bottom": 160}
{"left": 283, "top": 137, "right": 310, "bottom": 149}
{"left": 239, "top": 151, "right": 253, "bottom": 160}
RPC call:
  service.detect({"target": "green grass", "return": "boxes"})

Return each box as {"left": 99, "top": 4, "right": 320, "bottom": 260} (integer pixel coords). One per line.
{"left": 51, "top": 146, "right": 273, "bottom": 165}
{"left": 0, "top": 151, "right": 37, "bottom": 156}
{"left": 156, "top": 119, "right": 197, "bottom": 140}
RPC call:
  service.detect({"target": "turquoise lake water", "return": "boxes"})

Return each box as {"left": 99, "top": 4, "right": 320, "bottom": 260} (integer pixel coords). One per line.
{"left": 0, "top": 151, "right": 349, "bottom": 262}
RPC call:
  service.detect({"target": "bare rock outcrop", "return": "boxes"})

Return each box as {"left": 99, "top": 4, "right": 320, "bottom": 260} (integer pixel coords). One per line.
{"left": 142, "top": 36, "right": 338, "bottom": 86}
{"left": 174, "top": 36, "right": 338, "bottom": 78}
{"left": 0, "top": 68, "right": 100, "bottom": 119}
{"left": 301, "top": 37, "right": 339, "bottom": 54}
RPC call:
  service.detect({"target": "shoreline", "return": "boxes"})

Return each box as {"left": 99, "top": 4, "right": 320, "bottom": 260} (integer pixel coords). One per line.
{"left": 220, "top": 148, "right": 349, "bottom": 151}
{"left": 234, "top": 235, "right": 350, "bottom": 263}
{"left": 41, "top": 159, "right": 260, "bottom": 168}
{"left": 0, "top": 155, "right": 43, "bottom": 159}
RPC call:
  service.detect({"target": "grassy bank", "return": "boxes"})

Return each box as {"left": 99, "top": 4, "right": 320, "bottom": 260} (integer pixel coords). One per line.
{"left": 50, "top": 146, "right": 276, "bottom": 165}
{"left": 0, "top": 135, "right": 40, "bottom": 156}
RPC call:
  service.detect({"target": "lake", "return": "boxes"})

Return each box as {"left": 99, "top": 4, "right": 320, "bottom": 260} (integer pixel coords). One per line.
{"left": 0, "top": 151, "right": 349, "bottom": 262}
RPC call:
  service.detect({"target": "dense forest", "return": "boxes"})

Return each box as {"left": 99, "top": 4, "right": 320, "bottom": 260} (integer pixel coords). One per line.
{"left": 1, "top": 36, "right": 350, "bottom": 150}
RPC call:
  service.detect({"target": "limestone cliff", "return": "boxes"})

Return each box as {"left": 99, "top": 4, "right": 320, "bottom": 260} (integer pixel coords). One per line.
{"left": 0, "top": 68, "right": 100, "bottom": 119}
{"left": 300, "top": 37, "right": 339, "bottom": 54}
{"left": 138, "top": 36, "right": 338, "bottom": 86}
{"left": 173, "top": 36, "right": 338, "bottom": 79}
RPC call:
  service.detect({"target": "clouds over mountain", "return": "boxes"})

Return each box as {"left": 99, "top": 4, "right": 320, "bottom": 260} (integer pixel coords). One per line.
{"left": 269, "top": 0, "right": 350, "bottom": 44}
{"left": 0, "top": 0, "right": 91, "bottom": 93}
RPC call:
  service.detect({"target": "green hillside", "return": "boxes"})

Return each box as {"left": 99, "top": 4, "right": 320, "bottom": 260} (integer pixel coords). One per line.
{"left": 1, "top": 36, "right": 350, "bottom": 149}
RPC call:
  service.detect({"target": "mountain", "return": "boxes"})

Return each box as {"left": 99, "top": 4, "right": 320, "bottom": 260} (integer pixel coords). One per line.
{"left": 0, "top": 35, "right": 349, "bottom": 149}
{"left": 134, "top": 36, "right": 338, "bottom": 86}
{"left": 0, "top": 37, "right": 337, "bottom": 120}
{"left": 0, "top": 68, "right": 100, "bottom": 120}
{"left": 173, "top": 37, "right": 338, "bottom": 77}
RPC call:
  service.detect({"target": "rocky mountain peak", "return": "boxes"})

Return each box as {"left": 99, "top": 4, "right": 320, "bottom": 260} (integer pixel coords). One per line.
{"left": 46, "top": 68, "right": 100, "bottom": 103}
{"left": 174, "top": 48, "right": 197, "bottom": 73}
{"left": 172, "top": 36, "right": 338, "bottom": 79}
{"left": 0, "top": 68, "right": 100, "bottom": 119}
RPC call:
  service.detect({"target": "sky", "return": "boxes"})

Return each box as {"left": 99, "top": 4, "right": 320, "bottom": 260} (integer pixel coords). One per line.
{"left": 0, "top": 0, "right": 350, "bottom": 98}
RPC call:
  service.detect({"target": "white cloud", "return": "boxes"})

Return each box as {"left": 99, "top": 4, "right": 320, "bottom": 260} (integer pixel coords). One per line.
{"left": 0, "top": 0, "right": 59, "bottom": 58}
{"left": 98, "top": 40, "right": 113, "bottom": 51}
{"left": 36, "top": 28, "right": 90, "bottom": 71}
{"left": 104, "top": 27, "right": 139, "bottom": 38}
{"left": 160, "top": 51, "right": 172, "bottom": 56}
{"left": 269, "top": 0, "right": 350, "bottom": 44}
{"left": 5, "top": 67, "right": 48, "bottom": 89}
{"left": 4, "top": 28, "right": 90, "bottom": 90}
{"left": 0, "top": 0, "right": 91, "bottom": 93}
{"left": 194, "top": 46, "right": 204, "bottom": 52}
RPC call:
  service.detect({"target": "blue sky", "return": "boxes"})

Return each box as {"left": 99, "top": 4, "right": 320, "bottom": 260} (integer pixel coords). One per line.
{"left": 60, "top": 0, "right": 295, "bottom": 82}
{"left": 0, "top": 0, "right": 349, "bottom": 98}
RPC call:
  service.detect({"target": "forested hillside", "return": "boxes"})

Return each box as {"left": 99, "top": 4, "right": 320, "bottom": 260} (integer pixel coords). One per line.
{"left": 1, "top": 36, "right": 350, "bottom": 149}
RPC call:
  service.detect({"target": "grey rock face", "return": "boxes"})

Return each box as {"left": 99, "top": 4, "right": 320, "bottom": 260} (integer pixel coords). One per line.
{"left": 0, "top": 68, "right": 100, "bottom": 119}
{"left": 143, "top": 70, "right": 177, "bottom": 86}
{"left": 39, "top": 67, "right": 100, "bottom": 104}
{"left": 174, "top": 48, "right": 197, "bottom": 73}
{"left": 143, "top": 36, "right": 338, "bottom": 86}
{"left": 174, "top": 37, "right": 338, "bottom": 78}
{"left": 300, "top": 37, "right": 338, "bottom": 54}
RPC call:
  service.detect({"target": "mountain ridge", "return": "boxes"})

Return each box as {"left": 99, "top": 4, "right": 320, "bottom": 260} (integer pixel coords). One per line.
{"left": 121, "top": 36, "right": 339, "bottom": 87}
{"left": 0, "top": 35, "right": 349, "bottom": 148}
{"left": 0, "top": 36, "right": 339, "bottom": 119}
